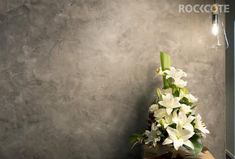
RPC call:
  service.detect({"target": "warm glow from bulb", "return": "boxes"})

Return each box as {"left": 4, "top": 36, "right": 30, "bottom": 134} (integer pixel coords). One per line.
{"left": 212, "top": 23, "right": 219, "bottom": 36}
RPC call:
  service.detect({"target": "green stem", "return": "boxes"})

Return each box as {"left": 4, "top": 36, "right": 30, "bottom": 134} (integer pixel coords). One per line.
{"left": 160, "top": 52, "right": 171, "bottom": 89}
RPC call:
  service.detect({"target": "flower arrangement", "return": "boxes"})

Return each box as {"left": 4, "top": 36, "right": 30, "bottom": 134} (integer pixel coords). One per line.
{"left": 130, "top": 52, "right": 209, "bottom": 157}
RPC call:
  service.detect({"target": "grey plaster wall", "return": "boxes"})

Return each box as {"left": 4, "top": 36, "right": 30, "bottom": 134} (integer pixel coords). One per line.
{"left": 0, "top": 0, "right": 225, "bottom": 159}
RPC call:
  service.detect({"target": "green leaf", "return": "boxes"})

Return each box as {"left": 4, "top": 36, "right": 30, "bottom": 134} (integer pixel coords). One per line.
{"left": 160, "top": 52, "right": 171, "bottom": 70}
{"left": 160, "top": 52, "right": 171, "bottom": 89}
{"left": 168, "top": 123, "right": 177, "bottom": 129}
{"left": 156, "top": 88, "right": 162, "bottom": 98}
{"left": 129, "top": 133, "right": 144, "bottom": 145}
{"left": 179, "top": 97, "right": 191, "bottom": 106}
{"left": 172, "top": 86, "right": 180, "bottom": 97}
{"left": 191, "top": 135, "right": 203, "bottom": 156}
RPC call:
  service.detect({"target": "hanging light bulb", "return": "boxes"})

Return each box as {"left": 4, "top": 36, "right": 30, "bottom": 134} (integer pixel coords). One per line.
{"left": 210, "top": 1, "right": 229, "bottom": 48}
{"left": 212, "top": 23, "right": 219, "bottom": 36}
{"left": 211, "top": 3, "right": 219, "bottom": 36}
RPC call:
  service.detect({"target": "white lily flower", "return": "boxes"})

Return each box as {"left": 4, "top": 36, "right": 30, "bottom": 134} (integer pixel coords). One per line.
{"left": 135, "top": 61, "right": 210, "bottom": 149}
{"left": 160, "top": 114, "right": 174, "bottom": 128}
{"left": 151, "top": 123, "right": 159, "bottom": 131}
{"left": 172, "top": 111, "right": 195, "bottom": 132}
{"left": 149, "top": 104, "right": 167, "bottom": 119}
{"left": 149, "top": 104, "right": 159, "bottom": 112}
{"left": 180, "top": 91, "right": 198, "bottom": 103}
{"left": 186, "top": 94, "right": 198, "bottom": 103}
{"left": 158, "top": 93, "right": 181, "bottom": 115}
{"left": 163, "top": 126, "right": 195, "bottom": 150}
{"left": 194, "top": 115, "right": 210, "bottom": 135}
{"left": 149, "top": 104, "right": 171, "bottom": 128}
{"left": 180, "top": 104, "right": 192, "bottom": 114}
{"left": 164, "top": 67, "right": 187, "bottom": 88}
{"left": 164, "top": 67, "right": 187, "bottom": 80}
{"left": 174, "top": 78, "right": 187, "bottom": 88}
{"left": 154, "top": 109, "right": 167, "bottom": 119}
{"left": 144, "top": 123, "right": 161, "bottom": 147}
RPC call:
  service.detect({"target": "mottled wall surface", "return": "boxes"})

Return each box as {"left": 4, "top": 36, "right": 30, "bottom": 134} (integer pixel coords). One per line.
{"left": 0, "top": 0, "right": 225, "bottom": 159}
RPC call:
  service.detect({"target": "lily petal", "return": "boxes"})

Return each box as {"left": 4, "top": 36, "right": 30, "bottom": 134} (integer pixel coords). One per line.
{"left": 163, "top": 138, "right": 173, "bottom": 145}
{"left": 166, "top": 127, "right": 178, "bottom": 141}
{"left": 180, "top": 129, "right": 194, "bottom": 141}
{"left": 173, "top": 139, "right": 184, "bottom": 150}
{"left": 183, "top": 123, "right": 194, "bottom": 132}
{"left": 166, "top": 108, "right": 173, "bottom": 115}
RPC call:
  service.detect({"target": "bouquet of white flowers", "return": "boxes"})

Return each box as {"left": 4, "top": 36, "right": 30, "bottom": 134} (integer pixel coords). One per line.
{"left": 130, "top": 52, "right": 209, "bottom": 157}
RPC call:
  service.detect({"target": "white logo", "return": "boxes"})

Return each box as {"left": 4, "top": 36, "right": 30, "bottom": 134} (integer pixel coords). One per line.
{"left": 179, "top": 4, "right": 230, "bottom": 13}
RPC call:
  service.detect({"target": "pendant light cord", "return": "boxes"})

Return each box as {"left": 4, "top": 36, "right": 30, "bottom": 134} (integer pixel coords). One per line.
{"left": 221, "top": 21, "right": 229, "bottom": 48}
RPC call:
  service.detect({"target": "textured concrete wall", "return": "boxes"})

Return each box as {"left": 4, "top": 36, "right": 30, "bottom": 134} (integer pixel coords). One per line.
{"left": 0, "top": 0, "right": 225, "bottom": 159}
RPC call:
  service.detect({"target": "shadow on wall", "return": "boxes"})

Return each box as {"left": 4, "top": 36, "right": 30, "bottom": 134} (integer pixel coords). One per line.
{"left": 122, "top": 65, "right": 161, "bottom": 159}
